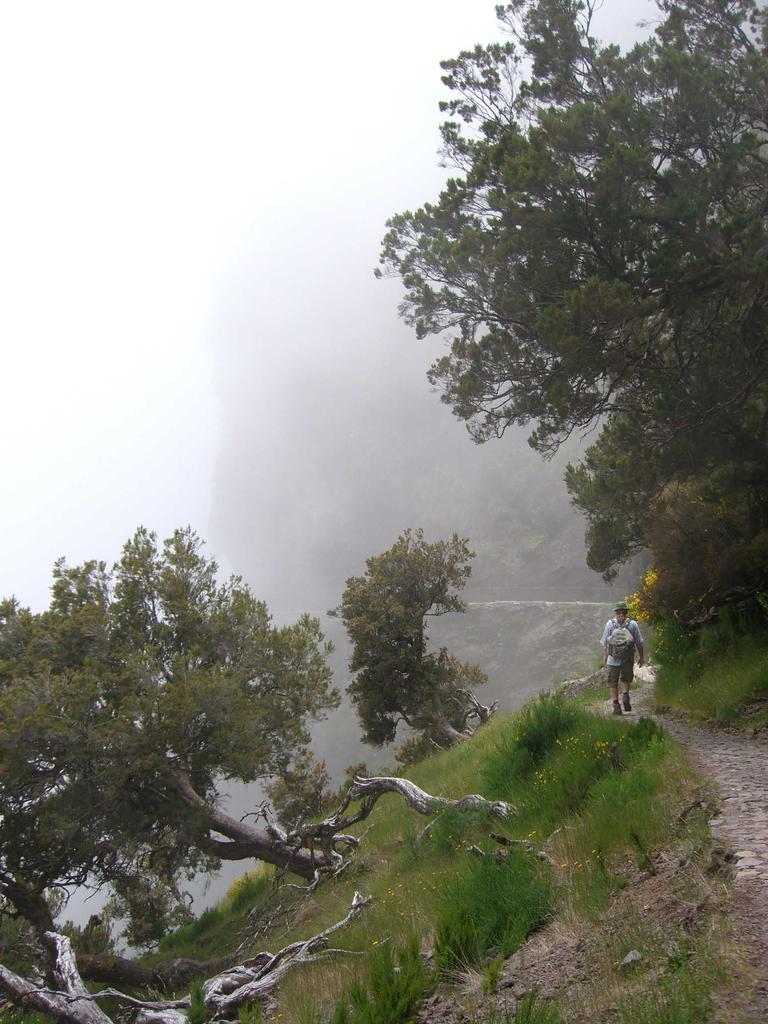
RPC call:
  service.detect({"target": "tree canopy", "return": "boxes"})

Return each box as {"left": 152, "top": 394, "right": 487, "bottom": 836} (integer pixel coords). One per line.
{"left": 379, "top": 0, "right": 768, "bottom": 600}
{"left": 0, "top": 527, "right": 338, "bottom": 946}
{"left": 335, "top": 529, "right": 491, "bottom": 752}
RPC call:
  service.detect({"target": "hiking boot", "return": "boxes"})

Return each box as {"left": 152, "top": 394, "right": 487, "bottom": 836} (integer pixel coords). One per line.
{"left": 622, "top": 693, "right": 632, "bottom": 712}
{"left": 612, "top": 700, "right": 623, "bottom": 715}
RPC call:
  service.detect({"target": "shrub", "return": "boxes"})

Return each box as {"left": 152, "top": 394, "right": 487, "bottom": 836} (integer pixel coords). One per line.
{"left": 655, "top": 635, "right": 768, "bottom": 722}
{"left": 61, "top": 913, "right": 117, "bottom": 957}
{"left": 434, "top": 848, "right": 550, "bottom": 972}
{"left": 482, "top": 693, "right": 580, "bottom": 795}
{"left": 512, "top": 693, "right": 581, "bottom": 766}
{"left": 330, "top": 937, "right": 432, "bottom": 1024}
{"left": 188, "top": 980, "right": 206, "bottom": 1024}
{"left": 639, "top": 477, "right": 768, "bottom": 627}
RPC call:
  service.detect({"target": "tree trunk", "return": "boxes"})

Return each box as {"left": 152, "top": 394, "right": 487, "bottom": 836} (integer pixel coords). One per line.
{"left": 456, "top": 689, "right": 498, "bottom": 729}
{"left": 0, "top": 934, "right": 114, "bottom": 1024}
{"left": 431, "top": 692, "right": 472, "bottom": 745}
{"left": 171, "top": 770, "right": 329, "bottom": 880}
{"left": 430, "top": 688, "right": 498, "bottom": 745}
{"left": 77, "top": 952, "right": 228, "bottom": 991}
{"left": 0, "top": 873, "right": 56, "bottom": 935}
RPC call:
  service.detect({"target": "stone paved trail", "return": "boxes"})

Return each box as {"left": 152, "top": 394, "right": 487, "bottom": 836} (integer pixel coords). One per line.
{"left": 618, "top": 667, "right": 768, "bottom": 1021}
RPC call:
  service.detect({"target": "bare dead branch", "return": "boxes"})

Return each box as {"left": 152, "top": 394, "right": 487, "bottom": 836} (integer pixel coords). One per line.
{"left": 201, "top": 891, "right": 372, "bottom": 1016}
{"left": 0, "top": 934, "right": 113, "bottom": 1024}
{"left": 0, "top": 896, "right": 373, "bottom": 1024}
{"left": 348, "top": 775, "right": 515, "bottom": 819}
{"left": 456, "top": 689, "right": 498, "bottom": 727}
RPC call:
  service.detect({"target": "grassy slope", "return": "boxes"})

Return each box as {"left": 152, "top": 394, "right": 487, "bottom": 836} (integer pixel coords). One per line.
{"left": 148, "top": 690, "right": 740, "bottom": 1024}
{"left": 654, "top": 636, "right": 768, "bottom": 730}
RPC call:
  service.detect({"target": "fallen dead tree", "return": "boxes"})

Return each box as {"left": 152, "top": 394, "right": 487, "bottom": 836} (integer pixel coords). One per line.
{"left": 282, "top": 775, "right": 516, "bottom": 882}
{"left": 167, "top": 766, "right": 515, "bottom": 888}
{"left": 73, "top": 953, "right": 229, "bottom": 992}
{"left": 6, "top": 773, "right": 517, "bottom": 993}
{"left": 0, "top": 895, "right": 372, "bottom": 1024}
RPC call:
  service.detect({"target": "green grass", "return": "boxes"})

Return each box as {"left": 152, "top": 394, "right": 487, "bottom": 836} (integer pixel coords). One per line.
{"left": 654, "top": 637, "right": 768, "bottom": 727}
{"left": 434, "top": 848, "right": 550, "bottom": 973}
{"left": 481, "top": 696, "right": 667, "bottom": 832}
{"left": 329, "top": 936, "right": 432, "bottom": 1024}
{"left": 466, "top": 991, "right": 564, "bottom": 1023}
{"left": 187, "top": 979, "right": 206, "bottom": 1024}
{"left": 553, "top": 733, "right": 680, "bottom": 918}
{"left": 618, "top": 967, "right": 711, "bottom": 1024}
{"left": 152, "top": 866, "right": 275, "bottom": 960}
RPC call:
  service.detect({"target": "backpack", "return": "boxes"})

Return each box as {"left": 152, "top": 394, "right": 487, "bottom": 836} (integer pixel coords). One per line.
{"left": 607, "top": 620, "right": 636, "bottom": 663}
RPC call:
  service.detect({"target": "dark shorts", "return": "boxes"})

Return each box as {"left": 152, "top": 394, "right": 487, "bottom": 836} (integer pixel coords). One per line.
{"left": 607, "top": 661, "right": 634, "bottom": 686}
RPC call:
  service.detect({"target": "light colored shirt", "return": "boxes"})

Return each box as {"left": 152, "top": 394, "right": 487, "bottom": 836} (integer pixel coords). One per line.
{"left": 601, "top": 617, "right": 644, "bottom": 667}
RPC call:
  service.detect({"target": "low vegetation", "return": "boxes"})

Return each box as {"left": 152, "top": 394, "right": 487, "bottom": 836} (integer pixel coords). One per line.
{"left": 329, "top": 938, "right": 432, "bottom": 1024}
{"left": 651, "top": 612, "right": 768, "bottom": 729}
{"left": 109, "top": 691, "right": 729, "bottom": 1024}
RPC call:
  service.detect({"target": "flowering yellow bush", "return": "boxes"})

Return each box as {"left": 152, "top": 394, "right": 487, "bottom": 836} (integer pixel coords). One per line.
{"left": 625, "top": 568, "right": 659, "bottom": 624}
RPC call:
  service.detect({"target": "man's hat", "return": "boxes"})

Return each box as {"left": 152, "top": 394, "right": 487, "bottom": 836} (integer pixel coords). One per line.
{"left": 614, "top": 602, "right": 629, "bottom": 613}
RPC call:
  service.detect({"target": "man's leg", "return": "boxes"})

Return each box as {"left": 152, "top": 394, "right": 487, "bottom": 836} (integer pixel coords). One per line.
{"left": 621, "top": 661, "right": 634, "bottom": 710}
{"left": 607, "top": 665, "right": 622, "bottom": 713}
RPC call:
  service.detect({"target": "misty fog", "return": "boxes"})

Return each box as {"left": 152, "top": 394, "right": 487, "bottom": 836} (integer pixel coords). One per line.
{"left": 2, "top": 0, "right": 655, "bottom": 925}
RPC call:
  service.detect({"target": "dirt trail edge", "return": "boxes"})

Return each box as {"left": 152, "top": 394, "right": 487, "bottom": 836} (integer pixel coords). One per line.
{"left": 629, "top": 666, "right": 768, "bottom": 1020}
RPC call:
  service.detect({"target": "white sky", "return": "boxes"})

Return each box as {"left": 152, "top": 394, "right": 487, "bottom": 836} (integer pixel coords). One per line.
{"left": 1, "top": 0, "right": 655, "bottom": 610}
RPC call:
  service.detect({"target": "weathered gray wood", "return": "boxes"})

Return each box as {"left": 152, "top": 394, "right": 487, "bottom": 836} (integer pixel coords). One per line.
{"left": 348, "top": 775, "right": 515, "bottom": 818}
{"left": 0, "top": 934, "right": 113, "bottom": 1024}
{"left": 0, "top": 898, "right": 372, "bottom": 1024}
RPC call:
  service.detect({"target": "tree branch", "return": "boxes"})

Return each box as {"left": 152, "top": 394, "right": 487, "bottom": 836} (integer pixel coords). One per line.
{"left": 0, "top": 897, "right": 373, "bottom": 1024}
{"left": 0, "top": 934, "right": 113, "bottom": 1024}
{"left": 348, "top": 775, "right": 515, "bottom": 819}
{"left": 170, "top": 770, "right": 325, "bottom": 880}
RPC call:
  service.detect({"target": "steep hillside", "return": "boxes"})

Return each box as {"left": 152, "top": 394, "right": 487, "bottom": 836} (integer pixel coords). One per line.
{"left": 129, "top": 686, "right": 736, "bottom": 1024}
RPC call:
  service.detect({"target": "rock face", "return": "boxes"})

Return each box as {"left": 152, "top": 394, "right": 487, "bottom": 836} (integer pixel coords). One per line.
{"left": 430, "top": 600, "right": 610, "bottom": 708}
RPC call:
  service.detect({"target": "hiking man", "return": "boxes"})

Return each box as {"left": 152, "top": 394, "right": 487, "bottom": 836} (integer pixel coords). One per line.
{"left": 601, "top": 602, "right": 644, "bottom": 714}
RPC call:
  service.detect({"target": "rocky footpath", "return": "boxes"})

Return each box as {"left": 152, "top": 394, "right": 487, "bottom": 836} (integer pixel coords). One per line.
{"left": 569, "top": 665, "right": 768, "bottom": 1021}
